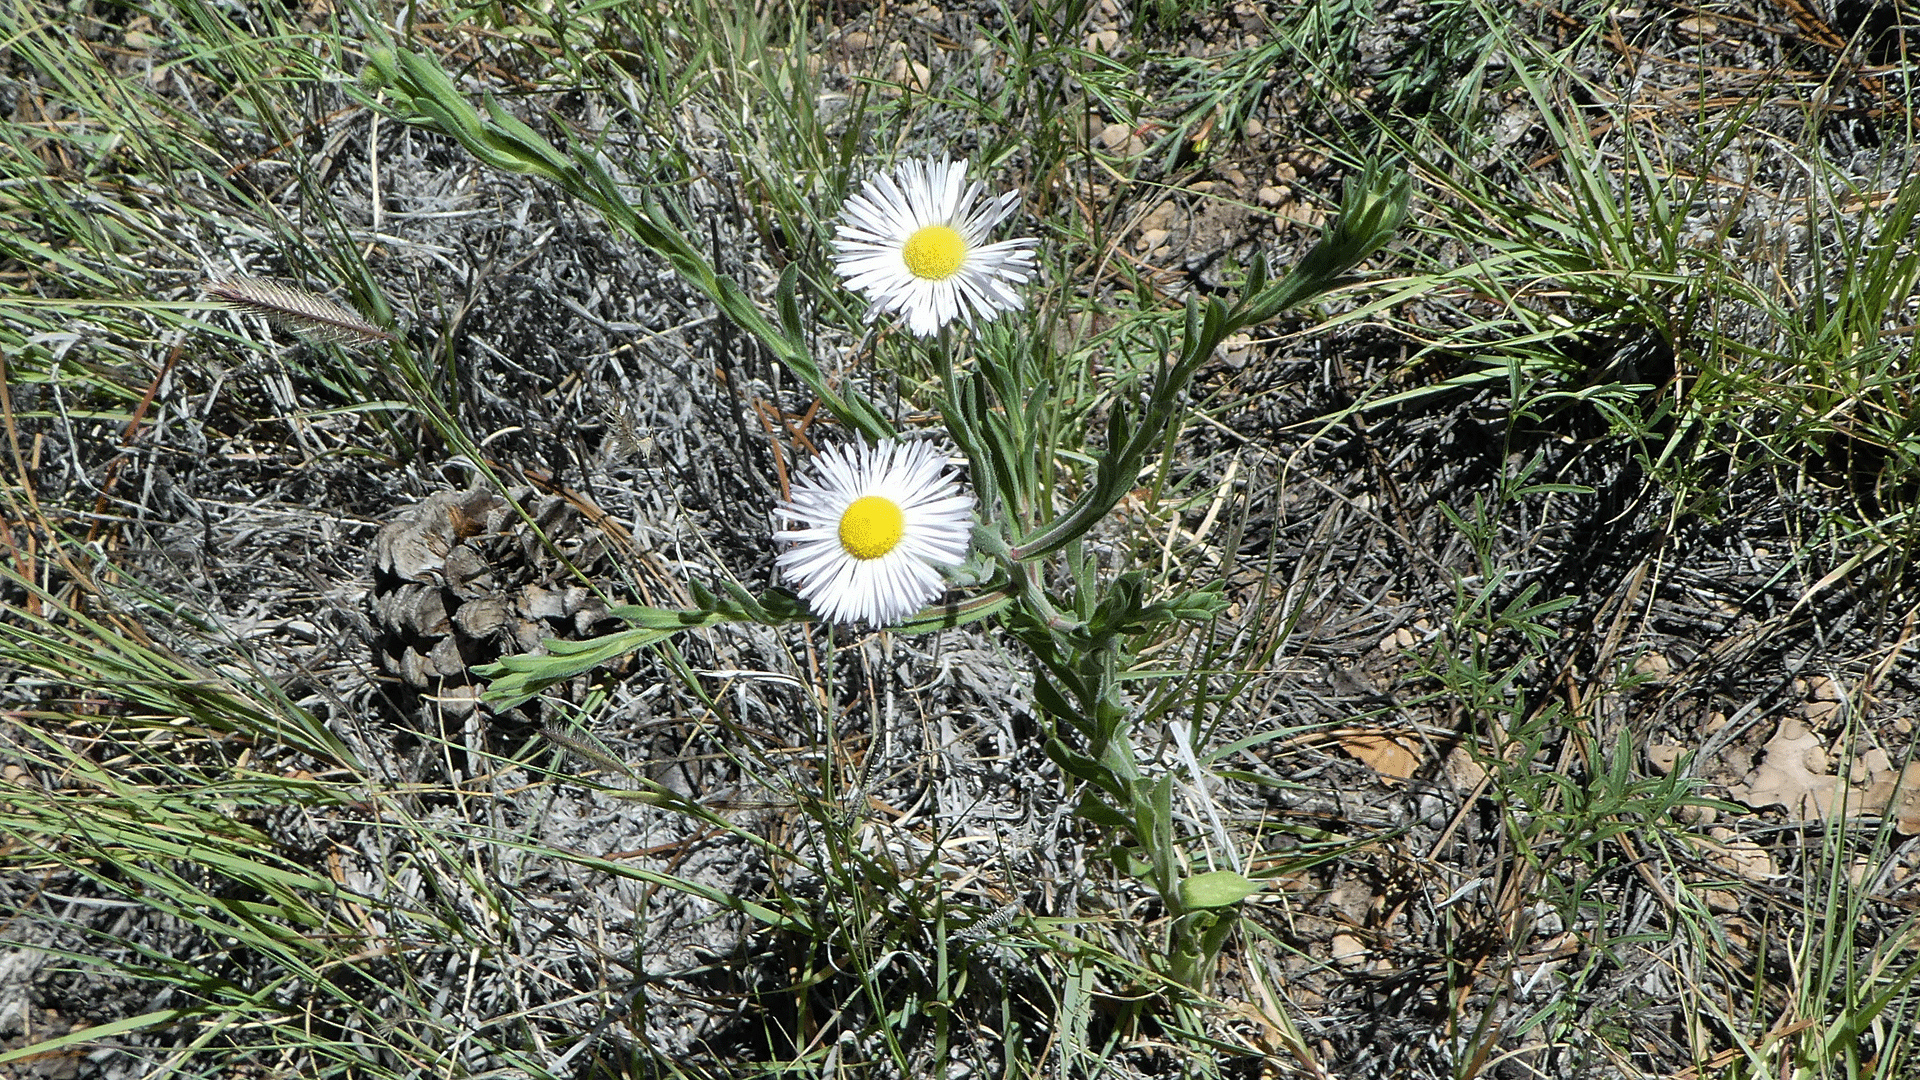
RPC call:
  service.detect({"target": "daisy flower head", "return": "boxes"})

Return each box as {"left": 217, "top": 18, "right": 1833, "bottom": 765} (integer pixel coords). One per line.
{"left": 833, "top": 157, "right": 1039, "bottom": 337}
{"left": 775, "top": 438, "right": 976, "bottom": 627}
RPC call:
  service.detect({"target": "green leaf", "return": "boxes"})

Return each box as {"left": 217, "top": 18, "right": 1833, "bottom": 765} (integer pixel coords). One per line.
{"left": 889, "top": 587, "right": 1016, "bottom": 634}
{"left": 1045, "top": 738, "right": 1125, "bottom": 798}
{"left": 1074, "top": 789, "right": 1132, "bottom": 829}
{"left": 1177, "top": 869, "right": 1259, "bottom": 910}
{"left": 480, "top": 590, "right": 807, "bottom": 709}
{"left": 776, "top": 261, "right": 805, "bottom": 344}
{"left": 0, "top": 1009, "right": 195, "bottom": 1066}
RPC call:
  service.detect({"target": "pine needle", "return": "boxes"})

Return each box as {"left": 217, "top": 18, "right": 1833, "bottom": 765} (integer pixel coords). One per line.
{"left": 204, "top": 277, "right": 398, "bottom": 345}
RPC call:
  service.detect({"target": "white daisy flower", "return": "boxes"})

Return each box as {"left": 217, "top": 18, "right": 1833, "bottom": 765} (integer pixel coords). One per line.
{"left": 833, "top": 157, "right": 1039, "bottom": 337}
{"left": 775, "top": 439, "right": 976, "bottom": 626}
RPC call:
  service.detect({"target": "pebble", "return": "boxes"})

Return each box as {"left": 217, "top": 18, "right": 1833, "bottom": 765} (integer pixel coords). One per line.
{"left": 1803, "top": 699, "right": 1843, "bottom": 724}
{"left": 1678, "top": 14, "right": 1717, "bottom": 38}
{"left": 1100, "top": 122, "right": 1147, "bottom": 157}
{"left": 1675, "top": 803, "right": 1717, "bottom": 826}
{"left": 882, "top": 58, "right": 932, "bottom": 96}
{"left": 1646, "top": 742, "right": 1683, "bottom": 775}
{"left": 1256, "top": 185, "right": 1290, "bottom": 207}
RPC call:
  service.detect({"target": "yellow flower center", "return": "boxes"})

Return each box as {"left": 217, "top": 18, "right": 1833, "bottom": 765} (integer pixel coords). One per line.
{"left": 900, "top": 225, "right": 967, "bottom": 280}
{"left": 838, "top": 495, "right": 906, "bottom": 560}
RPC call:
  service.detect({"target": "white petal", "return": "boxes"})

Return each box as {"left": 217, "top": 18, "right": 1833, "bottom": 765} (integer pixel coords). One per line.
{"left": 830, "top": 157, "right": 1039, "bottom": 337}
{"left": 773, "top": 438, "right": 976, "bottom": 626}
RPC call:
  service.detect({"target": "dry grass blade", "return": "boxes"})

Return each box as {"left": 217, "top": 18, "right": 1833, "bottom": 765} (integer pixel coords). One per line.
{"left": 203, "top": 278, "right": 398, "bottom": 345}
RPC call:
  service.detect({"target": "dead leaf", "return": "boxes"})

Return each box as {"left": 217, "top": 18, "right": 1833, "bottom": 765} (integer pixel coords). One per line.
{"left": 1337, "top": 731, "right": 1421, "bottom": 781}
{"left": 1729, "top": 718, "right": 1840, "bottom": 820}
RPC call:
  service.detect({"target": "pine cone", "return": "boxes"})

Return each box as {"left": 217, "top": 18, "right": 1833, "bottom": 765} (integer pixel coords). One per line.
{"left": 368, "top": 483, "right": 623, "bottom": 723}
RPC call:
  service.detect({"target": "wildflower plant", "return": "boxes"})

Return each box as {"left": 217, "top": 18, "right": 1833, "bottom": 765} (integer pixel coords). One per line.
{"left": 365, "top": 46, "right": 1407, "bottom": 992}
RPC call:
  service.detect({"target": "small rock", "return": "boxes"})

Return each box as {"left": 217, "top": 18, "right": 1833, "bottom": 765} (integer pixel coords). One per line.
{"left": 1274, "top": 203, "right": 1324, "bottom": 229}
{"left": 1243, "top": 117, "right": 1264, "bottom": 137}
{"left": 1633, "top": 651, "right": 1671, "bottom": 681}
{"left": 1803, "top": 699, "right": 1843, "bottom": 724}
{"left": 1256, "top": 185, "right": 1289, "bottom": 207}
{"left": 1894, "top": 762, "right": 1920, "bottom": 834}
{"left": 1675, "top": 803, "right": 1717, "bottom": 826}
{"left": 1444, "top": 744, "right": 1488, "bottom": 792}
{"left": 1806, "top": 675, "right": 1843, "bottom": 701}
{"left": 1136, "top": 227, "right": 1169, "bottom": 253}
{"left": 1646, "top": 742, "right": 1684, "bottom": 775}
{"left": 1100, "top": 121, "right": 1147, "bottom": 157}
{"left": 882, "top": 57, "right": 932, "bottom": 96}
{"left": 1703, "top": 888, "right": 1741, "bottom": 913}
{"left": 1330, "top": 933, "right": 1367, "bottom": 967}
{"left": 1705, "top": 827, "right": 1777, "bottom": 881}
{"left": 1084, "top": 29, "right": 1120, "bottom": 54}
{"left": 1678, "top": 14, "right": 1717, "bottom": 38}
{"left": 1139, "top": 201, "right": 1177, "bottom": 231}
